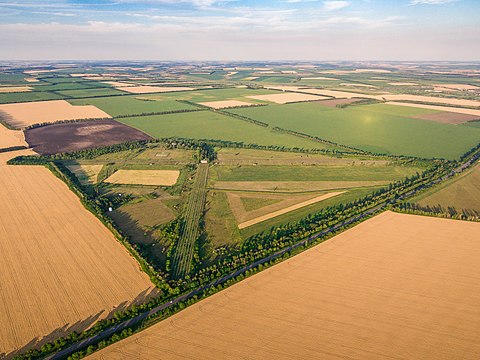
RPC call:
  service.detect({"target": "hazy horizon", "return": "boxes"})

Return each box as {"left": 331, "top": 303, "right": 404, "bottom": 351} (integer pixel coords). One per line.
{"left": 1, "top": 0, "right": 479, "bottom": 61}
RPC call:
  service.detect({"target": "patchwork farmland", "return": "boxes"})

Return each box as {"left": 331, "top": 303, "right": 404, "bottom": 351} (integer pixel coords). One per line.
{"left": 0, "top": 60, "right": 479, "bottom": 359}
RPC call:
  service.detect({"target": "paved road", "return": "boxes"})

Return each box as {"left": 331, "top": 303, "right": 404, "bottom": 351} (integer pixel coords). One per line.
{"left": 45, "top": 152, "right": 480, "bottom": 360}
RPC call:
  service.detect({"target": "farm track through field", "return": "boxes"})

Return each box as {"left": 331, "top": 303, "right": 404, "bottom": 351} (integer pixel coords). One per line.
{"left": 171, "top": 163, "right": 209, "bottom": 279}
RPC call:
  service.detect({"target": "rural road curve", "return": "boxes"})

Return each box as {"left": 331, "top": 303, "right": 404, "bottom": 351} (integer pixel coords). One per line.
{"left": 44, "top": 151, "right": 480, "bottom": 360}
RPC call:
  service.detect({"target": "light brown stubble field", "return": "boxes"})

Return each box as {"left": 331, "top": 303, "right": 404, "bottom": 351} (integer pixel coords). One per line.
{"left": 88, "top": 211, "right": 480, "bottom": 360}
{"left": 0, "top": 100, "right": 111, "bottom": 128}
{"left": 0, "top": 150, "right": 157, "bottom": 358}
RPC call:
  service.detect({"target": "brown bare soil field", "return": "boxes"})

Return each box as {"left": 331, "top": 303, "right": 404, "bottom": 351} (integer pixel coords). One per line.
{"left": 0, "top": 86, "right": 32, "bottom": 93}
{"left": 105, "top": 169, "right": 180, "bottom": 186}
{"left": 316, "top": 98, "right": 363, "bottom": 108}
{"left": 0, "top": 100, "right": 111, "bottom": 128}
{"left": 25, "top": 119, "right": 152, "bottom": 155}
{"left": 214, "top": 180, "right": 389, "bottom": 192}
{"left": 387, "top": 101, "right": 480, "bottom": 117}
{"left": 237, "top": 191, "right": 344, "bottom": 228}
{"left": 0, "top": 150, "right": 156, "bottom": 358}
{"left": 88, "top": 211, "right": 480, "bottom": 360}
{"left": 246, "top": 93, "right": 329, "bottom": 104}
{"left": 411, "top": 111, "right": 480, "bottom": 125}
{"left": 199, "top": 100, "right": 254, "bottom": 109}
{"left": 0, "top": 123, "right": 27, "bottom": 149}
{"left": 117, "top": 86, "right": 195, "bottom": 94}
{"left": 66, "top": 164, "right": 104, "bottom": 185}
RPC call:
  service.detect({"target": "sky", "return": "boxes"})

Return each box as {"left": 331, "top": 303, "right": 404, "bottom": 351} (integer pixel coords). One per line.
{"left": 0, "top": 0, "right": 479, "bottom": 61}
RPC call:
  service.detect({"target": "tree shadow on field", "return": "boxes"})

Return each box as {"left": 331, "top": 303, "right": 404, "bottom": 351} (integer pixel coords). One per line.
{"left": 2, "top": 287, "right": 159, "bottom": 359}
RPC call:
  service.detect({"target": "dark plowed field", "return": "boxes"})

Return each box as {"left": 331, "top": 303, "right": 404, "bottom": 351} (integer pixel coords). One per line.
{"left": 25, "top": 119, "right": 152, "bottom": 155}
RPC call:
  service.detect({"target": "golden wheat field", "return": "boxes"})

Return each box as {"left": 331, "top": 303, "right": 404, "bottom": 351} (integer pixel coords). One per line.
{"left": 88, "top": 211, "right": 480, "bottom": 360}
{"left": 0, "top": 124, "right": 27, "bottom": 149}
{"left": 105, "top": 169, "right": 180, "bottom": 186}
{"left": 246, "top": 92, "right": 329, "bottom": 104}
{"left": 0, "top": 151, "right": 157, "bottom": 358}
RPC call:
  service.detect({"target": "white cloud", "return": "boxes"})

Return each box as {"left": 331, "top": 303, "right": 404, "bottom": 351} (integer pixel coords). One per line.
{"left": 410, "top": 0, "right": 457, "bottom": 4}
{"left": 323, "top": 1, "right": 350, "bottom": 11}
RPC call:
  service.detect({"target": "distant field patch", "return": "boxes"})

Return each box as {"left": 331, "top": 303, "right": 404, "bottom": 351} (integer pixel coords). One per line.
{"left": 105, "top": 169, "right": 180, "bottom": 186}
{"left": 117, "top": 86, "right": 195, "bottom": 94}
{"left": 386, "top": 101, "right": 480, "bottom": 118}
{"left": 199, "top": 100, "right": 253, "bottom": 109}
{"left": 246, "top": 92, "right": 328, "bottom": 104}
{"left": 66, "top": 164, "right": 103, "bottom": 185}
{"left": 0, "top": 86, "right": 31, "bottom": 93}
{"left": 0, "top": 100, "right": 110, "bottom": 128}
{"left": 411, "top": 111, "right": 480, "bottom": 125}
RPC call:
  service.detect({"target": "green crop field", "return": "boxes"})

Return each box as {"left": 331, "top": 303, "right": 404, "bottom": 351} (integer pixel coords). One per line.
{"left": 211, "top": 164, "right": 422, "bottom": 182}
{"left": 139, "top": 87, "right": 279, "bottom": 103}
{"left": 31, "top": 82, "right": 104, "bottom": 91}
{"left": 69, "top": 96, "right": 199, "bottom": 117}
{"left": 116, "top": 111, "right": 330, "bottom": 149}
{"left": 55, "top": 88, "right": 126, "bottom": 98}
{"left": 228, "top": 103, "right": 480, "bottom": 160}
{"left": 0, "top": 91, "right": 64, "bottom": 104}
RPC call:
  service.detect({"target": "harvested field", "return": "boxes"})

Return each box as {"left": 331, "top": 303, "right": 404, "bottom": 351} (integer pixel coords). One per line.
{"left": 415, "top": 164, "right": 480, "bottom": 213}
{"left": 105, "top": 169, "right": 180, "bottom": 186}
{"left": 0, "top": 150, "right": 156, "bottom": 357}
{"left": 246, "top": 92, "right": 328, "bottom": 104}
{"left": 117, "top": 86, "right": 195, "bottom": 94}
{"left": 0, "top": 86, "right": 31, "bottom": 93}
{"left": 387, "top": 101, "right": 480, "bottom": 117}
{"left": 102, "top": 81, "right": 137, "bottom": 87}
{"left": 198, "top": 100, "right": 253, "bottom": 109}
{"left": 0, "top": 123, "right": 27, "bottom": 149}
{"left": 214, "top": 180, "right": 389, "bottom": 192}
{"left": 66, "top": 164, "right": 103, "bottom": 185}
{"left": 25, "top": 119, "right": 151, "bottom": 155}
{"left": 111, "top": 198, "right": 176, "bottom": 230}
{"left": 88, "top": 211, "right": 480, "bottom": 360}
{"left": 316, "top": 98, "right": 362, "bottom": 107}
{"left": 24, "top": 78, "right": 39, "bottom": 83}
{"left": 236, "top": 191, "right": 344, "bottom": 228}
{"left": 0, "top": 100, "right": 110, "bottom": 128}
{"left": 411, "top": 111, "right": 480, "bottom": 124}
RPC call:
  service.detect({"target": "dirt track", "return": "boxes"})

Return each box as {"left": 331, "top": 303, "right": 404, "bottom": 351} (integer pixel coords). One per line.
{"left": 88, "top": 211, "right": 480, "bottom": 360}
